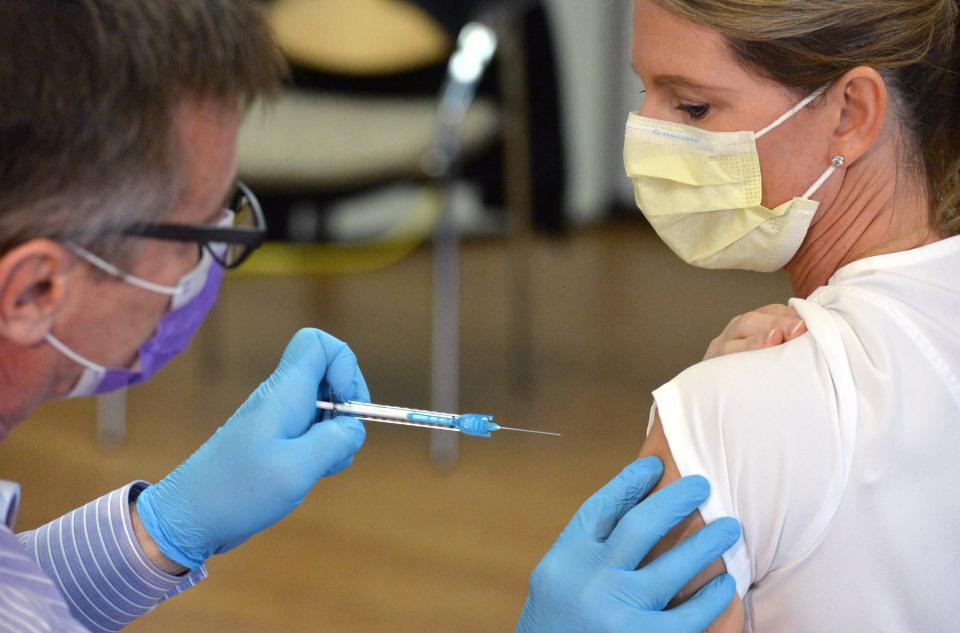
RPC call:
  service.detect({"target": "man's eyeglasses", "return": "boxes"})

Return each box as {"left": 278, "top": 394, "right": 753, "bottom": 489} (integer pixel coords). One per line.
{"left": 122, "top": 181, "right": 267, "bottom": 269}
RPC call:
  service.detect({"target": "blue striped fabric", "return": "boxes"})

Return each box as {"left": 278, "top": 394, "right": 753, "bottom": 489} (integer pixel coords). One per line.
{"left": 0, "top": 482, "right": 206, "bottom": 632}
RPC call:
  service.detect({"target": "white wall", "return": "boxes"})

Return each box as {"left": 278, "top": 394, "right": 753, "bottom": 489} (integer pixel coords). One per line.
{"left": 544, "top": 0, "right": 643, "bottom": 223}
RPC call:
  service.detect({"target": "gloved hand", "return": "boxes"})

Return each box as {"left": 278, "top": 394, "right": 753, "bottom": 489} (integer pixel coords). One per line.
{"left": 516, "top": 457, "right": 740, "bottom": 633}
{"left": 136, "top": 328, "right": 369, "bottom": 569}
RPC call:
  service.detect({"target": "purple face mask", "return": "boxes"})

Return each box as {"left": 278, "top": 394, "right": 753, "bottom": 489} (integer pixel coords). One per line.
{"left": 44, "top": 217, "right": 230, "bottom": 398}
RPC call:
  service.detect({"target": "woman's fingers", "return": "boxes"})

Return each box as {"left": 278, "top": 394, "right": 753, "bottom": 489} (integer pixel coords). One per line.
{"left": 704, "top": 304, "right": 805, "bottom": 360}
{"left": 785, "top": 319, "right": 807, "bottom": 340}
{"left": 705, "top": 332, "right": 771, "bottom": 360}
{"left": 755, "top": 303, "right": 797, "bottom": 317}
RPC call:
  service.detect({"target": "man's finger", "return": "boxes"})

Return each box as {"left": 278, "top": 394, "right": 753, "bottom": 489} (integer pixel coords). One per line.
{"left": 601, "top": 475, "right": 710, "bottom": 569}
{"left": 564, "top": 458, "right": 664, "bottom": 543}
{"left": 295, "top": 416, "right": 366, "bottom": 479}
{"left": 640, "top": 517, "right": 740, "bottom": 601}
{"left": 322, "top": 337, "right": 370, "bottom": 404}
{"left": 665, "top": 574, "right": 737, "bottom": 633}
{"left": 263, "top": 329, "right": 369, "bottom": 438}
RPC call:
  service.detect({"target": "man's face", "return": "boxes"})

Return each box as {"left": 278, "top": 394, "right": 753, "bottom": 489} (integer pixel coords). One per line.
{"left": 48, "top": 98, "right": 243, "bottom": 397}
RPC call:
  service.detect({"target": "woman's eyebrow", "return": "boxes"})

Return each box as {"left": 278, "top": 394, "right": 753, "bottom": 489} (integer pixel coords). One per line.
{"left": 650, "top": 74, "right": 735, "bottom": 92}
{"left": 631, "top": 63, "right": 734, "bottom": 93}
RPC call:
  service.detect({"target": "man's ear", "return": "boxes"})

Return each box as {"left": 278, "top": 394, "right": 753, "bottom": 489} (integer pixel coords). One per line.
{"left": 0, "top": 240, "right": 75, "bottom": 345}
{"left": 828, "top": 66, "right": 889, "bottom": 166}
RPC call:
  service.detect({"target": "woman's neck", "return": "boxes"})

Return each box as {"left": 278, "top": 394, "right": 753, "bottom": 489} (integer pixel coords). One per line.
{"left": 785, "top": 150, "right": 941, "bottom": 298}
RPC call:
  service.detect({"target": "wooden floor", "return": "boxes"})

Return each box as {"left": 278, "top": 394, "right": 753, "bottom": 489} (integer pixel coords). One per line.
{"left": 0, "top": 221, "right": 791, "bottom": 632}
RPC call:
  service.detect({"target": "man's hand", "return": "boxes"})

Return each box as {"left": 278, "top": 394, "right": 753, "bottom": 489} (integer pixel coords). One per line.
{"left": 134, "top": 328, "right": 369, "bottom": 570}
{"left": 704, "top": 304, "right": 805, "bottom": 360}
{"left": 516, "top": 458, "right": 740, "bottom": 633}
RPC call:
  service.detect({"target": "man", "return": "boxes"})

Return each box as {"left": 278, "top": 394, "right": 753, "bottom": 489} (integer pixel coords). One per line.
{"left": 0, "top": 2, "right": 737, "bottom": 631}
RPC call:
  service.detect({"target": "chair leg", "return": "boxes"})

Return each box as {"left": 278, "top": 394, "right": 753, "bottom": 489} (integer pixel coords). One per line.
{"left": 430, "top": 186, "right": 461, "bottom": 469}
{"left": 97, "top": 391, "right": 127, "bottom": 447}
{"left": 498, "top": 9, "right": 537, "bottom": 394}
{"left": 427, "top": 20, "right": 498, "bottom": 468}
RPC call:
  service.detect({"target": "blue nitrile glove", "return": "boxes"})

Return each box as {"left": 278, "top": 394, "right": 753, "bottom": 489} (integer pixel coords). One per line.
{"left": 516, "top": 457, "right": 741, "bottom": 633}
{"left": 135, "top": 328, "right": 369, "bottom": 569}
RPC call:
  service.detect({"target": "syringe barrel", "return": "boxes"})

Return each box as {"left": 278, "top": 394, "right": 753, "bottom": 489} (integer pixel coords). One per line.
{"left": 407, "top": 412, "right": 459, "bottom": 428}
{"left": 318, "top": 401, "right": 458, "bottom": 426}
{"left": 319, "top": 401, "right": 401, "bottom": 422}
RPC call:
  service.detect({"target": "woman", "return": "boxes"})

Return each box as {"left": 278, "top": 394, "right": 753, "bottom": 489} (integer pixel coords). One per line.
{"left": 624, "top": 1, "right": 960, "bottom": 630}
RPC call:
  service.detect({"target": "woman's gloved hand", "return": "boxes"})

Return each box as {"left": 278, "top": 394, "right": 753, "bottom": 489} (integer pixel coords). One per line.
{"left": 704, "top": 303, "right": 805, "bottom": 360}
{"left": 516, "top": 458, "right": 740, "bottom": 633}
{"left": 135, "top": 328, "right": 369, "bottom": 570}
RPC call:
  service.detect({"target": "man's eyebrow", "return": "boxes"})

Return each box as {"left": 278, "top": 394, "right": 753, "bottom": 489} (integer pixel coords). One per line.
{"left": 201, "top": 186, "right": 235, "bottom": 224}
{"left": 202, "top": 208, "right": 224, "bottom": 224}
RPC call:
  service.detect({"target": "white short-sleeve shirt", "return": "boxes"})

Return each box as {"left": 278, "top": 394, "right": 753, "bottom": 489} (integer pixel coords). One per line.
{"left": 651, "top": 235, "right": 960, "bottom": 632}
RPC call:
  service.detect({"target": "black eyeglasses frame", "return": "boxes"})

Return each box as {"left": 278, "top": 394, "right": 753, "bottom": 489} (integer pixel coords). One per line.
{"left": 120, "top": 181, "right": 267, "bottom": 269}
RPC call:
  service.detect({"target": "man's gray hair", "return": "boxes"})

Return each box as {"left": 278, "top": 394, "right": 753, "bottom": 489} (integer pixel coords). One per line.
{"left": 0, "top": 0, "right": 285, "bottom": 256}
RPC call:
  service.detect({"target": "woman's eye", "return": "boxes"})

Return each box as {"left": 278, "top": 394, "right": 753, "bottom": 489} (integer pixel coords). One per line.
{"left": 676, "top": 102, "right": 710, "bottom": 120}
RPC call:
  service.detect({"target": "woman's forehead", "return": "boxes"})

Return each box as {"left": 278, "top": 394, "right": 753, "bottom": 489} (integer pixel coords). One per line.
{"left": 631, "top": 0, "right": 748, "bottom": 91}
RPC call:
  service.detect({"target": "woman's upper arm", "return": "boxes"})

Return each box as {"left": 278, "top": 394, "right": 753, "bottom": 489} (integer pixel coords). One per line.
{"left": 640, "top": 411, "right": 744, "bottom": 632}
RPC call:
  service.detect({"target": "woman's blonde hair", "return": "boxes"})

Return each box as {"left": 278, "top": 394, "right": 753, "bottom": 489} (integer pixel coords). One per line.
{"left": 654, "top": 0, "right": 960, "bottom": 236}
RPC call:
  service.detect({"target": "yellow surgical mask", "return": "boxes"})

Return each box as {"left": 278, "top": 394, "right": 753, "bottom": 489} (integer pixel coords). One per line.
{"left": 623, "top": 89, "right": 843, "bottom": 272}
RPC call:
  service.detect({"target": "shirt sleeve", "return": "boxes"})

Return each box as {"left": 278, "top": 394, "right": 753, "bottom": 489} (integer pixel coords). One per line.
{"left": 15, "top": 482, "right": 207, "bottom": 633}
{"left": 650, "top": 299, "right": 858, "bottom": 597}
{"left": 0, "top": 526, "right": 89, "bottom": 632}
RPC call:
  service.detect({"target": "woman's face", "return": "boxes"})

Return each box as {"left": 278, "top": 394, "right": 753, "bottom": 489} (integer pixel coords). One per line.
{"left": 631, "top": 0, "right": 839, "bottom": 208}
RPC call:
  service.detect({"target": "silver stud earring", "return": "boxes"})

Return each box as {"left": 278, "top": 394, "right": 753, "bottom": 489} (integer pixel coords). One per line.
{"left": 831, "top": 155, "right": 846, "bottom": 168}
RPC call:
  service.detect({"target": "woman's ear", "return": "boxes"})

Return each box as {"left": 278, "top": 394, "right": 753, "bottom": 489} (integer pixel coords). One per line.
{"left": 829, "top": 66, "right": 889, "bottom": 165}
{"left": 0, "top": 240, "right": 75, "bottom": 345}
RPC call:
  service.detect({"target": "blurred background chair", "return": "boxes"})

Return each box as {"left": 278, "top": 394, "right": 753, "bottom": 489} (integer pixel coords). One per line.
{"left": 237, "top": 0, "right": 565, "bottom": 249}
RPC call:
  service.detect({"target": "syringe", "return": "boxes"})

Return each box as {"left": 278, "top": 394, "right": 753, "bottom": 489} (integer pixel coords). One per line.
{"left": 316, "top": 401, "right": 560, "bottom": 438}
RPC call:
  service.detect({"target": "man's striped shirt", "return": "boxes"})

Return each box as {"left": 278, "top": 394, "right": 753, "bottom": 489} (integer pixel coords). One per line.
{"left": 0, "top": 481, "right": 206, "bottom": 632}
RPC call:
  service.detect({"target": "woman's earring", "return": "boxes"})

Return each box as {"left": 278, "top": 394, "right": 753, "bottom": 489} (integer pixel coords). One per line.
{"left": 831, "top": 155, "right": 846, "bottom": 168}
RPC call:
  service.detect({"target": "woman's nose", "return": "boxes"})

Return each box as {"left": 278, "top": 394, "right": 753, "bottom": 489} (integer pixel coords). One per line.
{"left": 635, "top": 92, "right": 669, "bottom": 120}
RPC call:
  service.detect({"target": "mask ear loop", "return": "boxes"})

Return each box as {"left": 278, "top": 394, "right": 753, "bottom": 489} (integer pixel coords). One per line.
{"left": 66, "top": 244, "right": 183, "bottom": 297}
{"left": 803, "top": 155, "right": 846, "bottom": 199}
{"left": 755, "top": 87, "right": 828, "bottom": 140}
{"left": 43, "top": 331, "right": 107, "bottom": 374}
